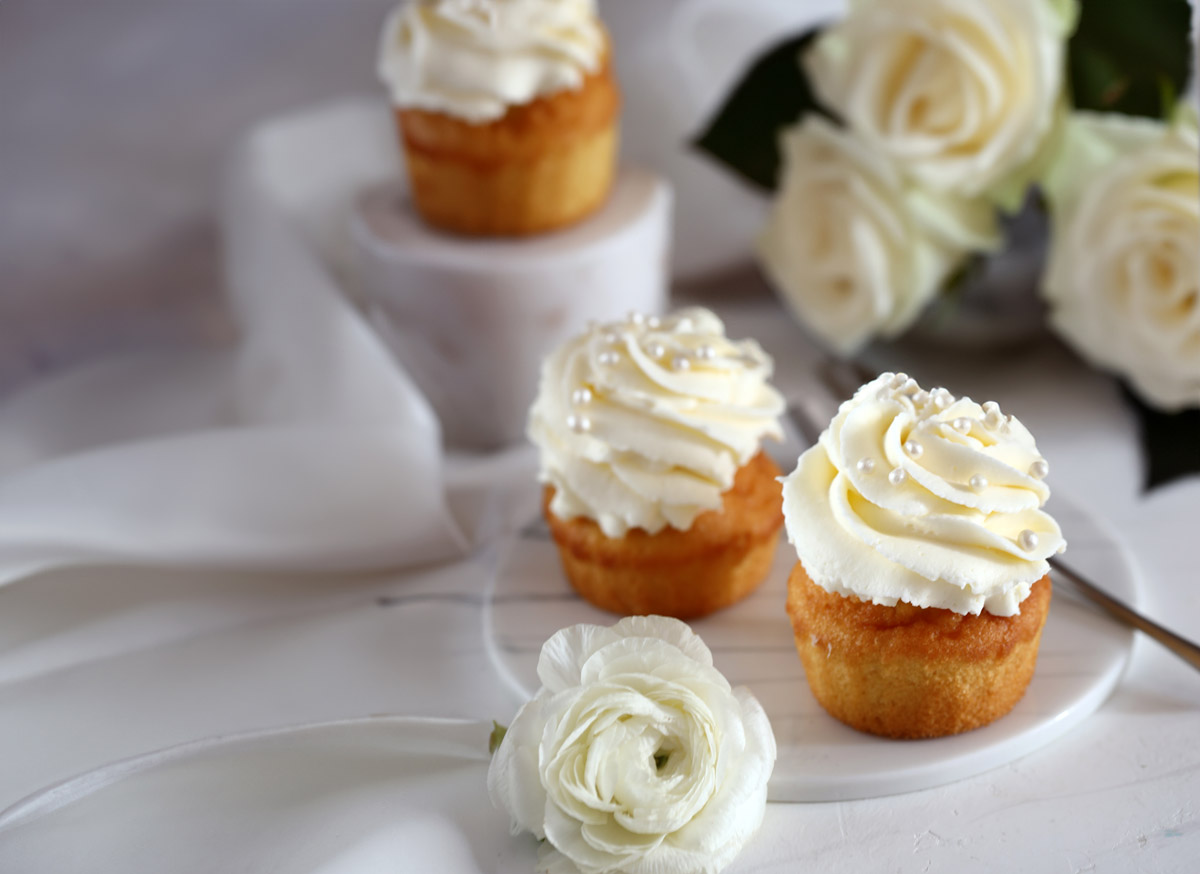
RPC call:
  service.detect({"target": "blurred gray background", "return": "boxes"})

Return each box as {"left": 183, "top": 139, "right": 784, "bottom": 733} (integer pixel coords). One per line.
{"left": 0, "top": 0, "right": 845, "bottom": 399}
{"left": 0, "top": 0, "right": 399, "bottom": 395}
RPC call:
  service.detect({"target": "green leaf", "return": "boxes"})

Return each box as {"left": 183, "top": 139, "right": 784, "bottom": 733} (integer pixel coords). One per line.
{"left": 488, "top": 721, "right": 508, "bottom": 755}
{"left": 691, "top": 28, "right": 834, "bottom": 192}
{"left": 1068, "top": 0, "right": 1192, "bottom": 120}
{"left": 1124, "top": 387, "right": 1200, "bottom": 491}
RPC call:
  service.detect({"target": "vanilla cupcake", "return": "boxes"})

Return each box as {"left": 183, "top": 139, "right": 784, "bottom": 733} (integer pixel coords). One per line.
{"left": 529, "top": 308, "right": 786, "bottom": 619}
{"left": 781, "top": 373, "right": 1065, "bottom": 739}
{"left": 376, "top": 0, "right": 618, "bottom": 236}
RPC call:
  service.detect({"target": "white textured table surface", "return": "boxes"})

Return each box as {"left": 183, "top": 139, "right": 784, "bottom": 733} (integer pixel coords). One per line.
{"left": 2, "top": 2, "right": 1199, "bottom": 872}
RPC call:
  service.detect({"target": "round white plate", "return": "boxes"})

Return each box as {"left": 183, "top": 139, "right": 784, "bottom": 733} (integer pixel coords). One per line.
{"left": 0, "top": 717, "right": 535, "bottom": 874}
{"left": 484, "top": 495, "right": 1138, "bottom": 802}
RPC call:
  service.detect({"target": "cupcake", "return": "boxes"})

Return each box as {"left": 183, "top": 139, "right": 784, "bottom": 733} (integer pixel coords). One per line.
{"left": 376, "top": 0, "right": 619, "bottom": 236}
{"left": 781, "top": 373, "right": 1065, "bottom": 739}
{"left": 528, "top": 308, "right": 786, "bottom": 619}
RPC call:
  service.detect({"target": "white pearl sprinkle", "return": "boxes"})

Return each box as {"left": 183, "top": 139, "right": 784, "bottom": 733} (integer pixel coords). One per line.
{"left": 597, "top": 351, "right": 619, "bottom": 366}
{"left": 933, "top": 390, "right": 951, "bottom": 410}
{"left": 888, "top": 468, "right": 908, "bottom": 486}
{"left": 671, "top": 355, "right": 691, "bottom": 372}
{"left": 571, "top": 388, "right": 593, "bottom": 405}
{"left": 1018, "top": 530, "right": 1039, "bottom": 551}
{"left": 904, "top": 440, "right": 923, "bottom": 458}
{"left": 566, "top": 414, "right": 591, "bottom": 434}
{"left": 985, "top": 410, "right": 1005, "bottom": 430}
{"left": 969, "top": 475, "right": 988, "bottom": 490}
{"left": 646, "top": 316, "right": 661, "bottom": 329}
{"left": 952, "top": 417, "right": 972, "bottom": 434}
{"left": 696, "top": 345, "right": 716, "bottom": 360}
{"left": 1029, "top": 459, "right": 1050, "bottom": 479}
{"left": 649, "top": 343, "right": 666, "bottom": 359}
{"left": 602, "top": 332, "right": 618, "bottom": 344}
{"left": 856, "top": 457, "right": 876, "bottom": 473}
{"left": 629, "top": 312, "right": 645, "bottom": 325}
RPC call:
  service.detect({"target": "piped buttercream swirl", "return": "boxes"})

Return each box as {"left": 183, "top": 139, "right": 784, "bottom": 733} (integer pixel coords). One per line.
{"left": 782, "top": 373, "right": 1065, "bottom": 616}
{"left": 376, "top": 0, "right": 604, "bottom": 123}
{"left": 529, "top": 308, "right": 785, "bottom": 538}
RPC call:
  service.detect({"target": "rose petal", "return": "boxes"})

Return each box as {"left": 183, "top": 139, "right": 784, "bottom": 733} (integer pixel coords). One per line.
{"left": 543, "top": 799, "right": 628, "bottom": 874}
{"left": 581, "top": 640, "right": 727, "bottom": 691}
{"left": 608, "top": 616, "right": 714, "bottom": 667}
{"left": 645, "top": 784, "right": 770, "bottom": 874}
{"left": 581, "top": 819, "right": 665, "bottom": 857}
{"left": 666, "top": 689, "right": 774, "bottom": 857}
{"left": 487, "top": 691, "right": 554, "bottom": 838}
{"left": 538, "top": 623, "right": 620, "bottom": 692}
{"left": 537, "top": 842, "right": 588, "bottom": 874}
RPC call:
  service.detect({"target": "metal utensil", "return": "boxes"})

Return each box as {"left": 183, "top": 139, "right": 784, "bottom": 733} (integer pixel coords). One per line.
{"left": 1048, "top": 557, "right": 1200, "bottom": 670}
{"left": 786, "top": 363, "right": 1200, "bottom": 672}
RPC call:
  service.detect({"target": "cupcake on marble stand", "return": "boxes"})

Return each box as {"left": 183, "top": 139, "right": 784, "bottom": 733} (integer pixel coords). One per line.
{"left": 357, "top": 0, "right": 670, "bottom": 449}
{"left": 376, "top": 0, "right": 619, "bottom": 236}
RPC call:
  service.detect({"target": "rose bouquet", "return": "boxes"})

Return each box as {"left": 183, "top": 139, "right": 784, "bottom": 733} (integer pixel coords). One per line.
{"left": 696, "top": 0, "right": 1197, "bottom": 483}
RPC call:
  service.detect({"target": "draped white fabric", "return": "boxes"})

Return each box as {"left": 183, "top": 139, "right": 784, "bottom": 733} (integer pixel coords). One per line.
{"left": 0, "top": 102, "right": 467, "bottom": 588}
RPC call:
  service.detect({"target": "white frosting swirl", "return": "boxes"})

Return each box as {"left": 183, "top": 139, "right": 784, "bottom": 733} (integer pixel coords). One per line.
{"left": 376, "top": 0, "right": 605, "bottom": 123}
{"left": 782, "top": 374, "right": 1065, "bottom": 616}
{"left": 529, "top": 308, "right": 785, "bottom": 538}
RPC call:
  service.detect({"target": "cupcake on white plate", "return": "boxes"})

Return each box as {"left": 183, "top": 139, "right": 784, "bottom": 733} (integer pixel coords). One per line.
{"left": 529, "top": 307, "right": 786, "bottom": 619}
{"left": 781, "top": 373, "right": 1065, "bottom": 738}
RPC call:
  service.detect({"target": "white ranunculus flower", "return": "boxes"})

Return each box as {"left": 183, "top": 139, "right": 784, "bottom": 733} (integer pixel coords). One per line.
{"left": 757, "top": 115, "right": 1000, "bottom": 355}
{"left": 808, "top": 0, "right": 1076, "bottom": 201}
{"left": 1042, "top": 111, "right": 1200, "bottom": 410}
{"left": 487, "top": 616, "right": 776, "bottom": 874}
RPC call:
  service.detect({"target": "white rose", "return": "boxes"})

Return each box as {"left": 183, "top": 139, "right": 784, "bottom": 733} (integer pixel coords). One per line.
{"left": 757, "top": 115, "right": 999, "bottom": 355}
{"left": 808, "top": 0, "right": 1076, "bottom": 200}
{"left": 487, "top": 616, "right": 776, "bottom": 874}
{"left": 1042, "top": 111, "right": 1200, "bottom": 410}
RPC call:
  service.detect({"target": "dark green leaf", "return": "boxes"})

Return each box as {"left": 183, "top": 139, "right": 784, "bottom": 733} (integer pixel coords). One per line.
{"left": 691, "top": 28, "right": 833, "bottom": 192}
{"left": 1123, "top": 387, "right": 1200, "bottom": 491}
{"left": 1068, "top": 0, "right": 1192, "bottom": 119}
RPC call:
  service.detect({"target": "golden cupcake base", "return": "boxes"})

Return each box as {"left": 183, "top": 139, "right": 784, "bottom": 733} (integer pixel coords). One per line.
{"left": 395, "top": 58, "right": 620, "bottom": 237}
{"left": 786, "top": 564, "right": 1052, "bottom": 739}
{"left": 544, "top": 452, "right": 784, "bottom": 620}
